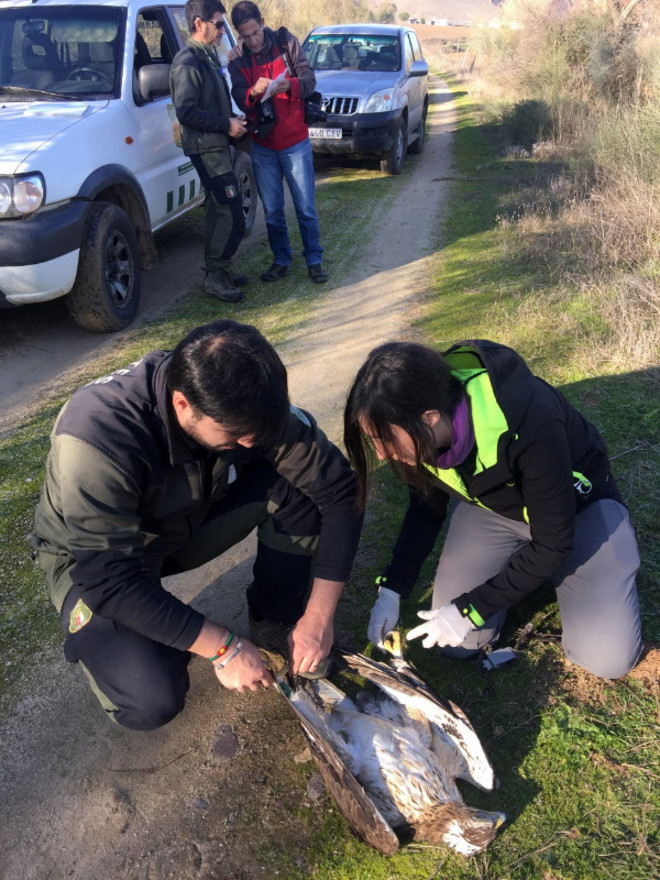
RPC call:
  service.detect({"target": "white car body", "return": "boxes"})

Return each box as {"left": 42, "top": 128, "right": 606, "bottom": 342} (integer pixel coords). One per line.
{"left": 0, "top": 0, "right": 255, "bottom": 329}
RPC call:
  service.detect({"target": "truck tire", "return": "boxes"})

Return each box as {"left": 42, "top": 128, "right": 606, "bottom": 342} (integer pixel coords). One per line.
{"left": 66, "top": 201, "right": 141, "bottom": 332}
{"left": 233, "top": 151, "right": 257, "bottom": 235}
{"left": 380, "top": 117, "right": 407, "bottom": 175}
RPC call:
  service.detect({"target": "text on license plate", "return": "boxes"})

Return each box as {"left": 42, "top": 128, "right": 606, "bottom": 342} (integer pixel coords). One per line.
{"left": 309, "top": 128, "right": 342, "bottom": 139}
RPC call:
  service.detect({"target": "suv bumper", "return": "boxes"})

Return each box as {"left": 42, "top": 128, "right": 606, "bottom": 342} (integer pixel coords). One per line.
{"left": 309, "top": 109, "right": 399, "bottom": 156}
{"left": 0, "top": 200, "right": 87, "bottom": 305}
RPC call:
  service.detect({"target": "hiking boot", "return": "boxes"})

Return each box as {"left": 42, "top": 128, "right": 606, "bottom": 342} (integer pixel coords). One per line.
{"left": 308, "top": 263, "right": 328, "bottom": 283}
{"left": 249, "top": 611, "right": 291, "bottom": 656}
{"left": 203, "top": 269, "right": 244, "bottom": 302}
{"left": 201, "top": 264, "right": 248, "bottom": 287}
{"left": 261, "top": 262, "right": 291, "bottom": 282}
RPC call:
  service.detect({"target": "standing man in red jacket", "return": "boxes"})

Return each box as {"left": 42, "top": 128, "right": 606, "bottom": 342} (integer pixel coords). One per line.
{"left": 228, "top": 1, "right": 328, "bottom": 284}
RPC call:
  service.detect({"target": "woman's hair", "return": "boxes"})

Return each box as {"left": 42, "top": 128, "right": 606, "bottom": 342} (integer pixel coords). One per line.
{"left": 344, "top": 341, "right": 463, "bottom": 509}
{"left": 168, "top": 320, "right": 289, "bottom": 448}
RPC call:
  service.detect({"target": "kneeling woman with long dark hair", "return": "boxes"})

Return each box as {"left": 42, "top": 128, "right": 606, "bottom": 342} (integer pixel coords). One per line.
{"left": 344, "top": 339, "right": 643, "bottom": 680}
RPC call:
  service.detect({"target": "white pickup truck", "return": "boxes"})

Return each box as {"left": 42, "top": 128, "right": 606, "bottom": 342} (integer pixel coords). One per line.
{"left": 0, "top": 0, "right": 256, "bottom": 331}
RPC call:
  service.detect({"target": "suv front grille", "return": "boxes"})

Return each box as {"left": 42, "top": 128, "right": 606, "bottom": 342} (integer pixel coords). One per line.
{"left": 322, "top": 96, "right": 359, "bottom": 116}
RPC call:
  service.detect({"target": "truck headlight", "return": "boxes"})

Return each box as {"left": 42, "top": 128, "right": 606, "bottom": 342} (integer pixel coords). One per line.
{"left": 363, "top": 89, "right": 396, "bottom": 113}
{"left": 0, "top": 174, "right": 45, "bottom": 217}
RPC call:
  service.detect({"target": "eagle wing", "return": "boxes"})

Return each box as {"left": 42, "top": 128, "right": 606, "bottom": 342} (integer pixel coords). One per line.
{"left": 275, "top": 678, "right": 400, "bottom": 856}
{"left": 336, "top": 650, "right": 496, "bottom": 791}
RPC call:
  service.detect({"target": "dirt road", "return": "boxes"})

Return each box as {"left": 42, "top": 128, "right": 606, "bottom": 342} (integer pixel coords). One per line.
{"left": 0, "top": 77, "right": 456, "bottom": 880}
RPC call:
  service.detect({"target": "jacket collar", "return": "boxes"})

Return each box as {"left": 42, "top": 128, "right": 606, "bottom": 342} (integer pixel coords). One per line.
{"left": 152, "top": 353, "right": 208, "bottom": 466}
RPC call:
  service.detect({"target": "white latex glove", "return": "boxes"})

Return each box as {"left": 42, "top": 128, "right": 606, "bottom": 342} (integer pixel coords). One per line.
{"left": 406, "top": 602, "right": 475, "bottom": 649}
{"left": 367, "top": 586, "right": 400, "bottom": 649}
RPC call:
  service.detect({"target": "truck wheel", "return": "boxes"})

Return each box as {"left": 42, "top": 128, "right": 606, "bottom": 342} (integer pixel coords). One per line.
{"left": 233, "top": 151, "right": 257, "bottom": 235}
{"left": 66, "top": 201, "right": 141, "bottom": 333}
{"left": 380, "top": 117, "right": 407, "bottom": 175}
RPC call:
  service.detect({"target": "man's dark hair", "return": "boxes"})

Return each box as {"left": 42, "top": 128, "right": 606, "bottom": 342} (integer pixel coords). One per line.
{"left": 168, "top": 320, "right": 290, "bottom": 448}
{"left": 344, "top": 341, "right": 463, "bottom": 509}
{"left": 231, "top": 1, "right": 262, "bottom": 29}
{"left": 185, "top": 0, "right": 226, "bottom": 34}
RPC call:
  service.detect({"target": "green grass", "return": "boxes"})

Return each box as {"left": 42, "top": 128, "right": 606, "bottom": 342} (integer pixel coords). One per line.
{"left": 2, "top": 81, "right": 659, "bottom": 878}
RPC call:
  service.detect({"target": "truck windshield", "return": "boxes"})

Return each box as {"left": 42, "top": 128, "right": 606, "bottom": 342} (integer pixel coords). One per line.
{"left": 0, "top": 6, "right": 124, "bottom": 100}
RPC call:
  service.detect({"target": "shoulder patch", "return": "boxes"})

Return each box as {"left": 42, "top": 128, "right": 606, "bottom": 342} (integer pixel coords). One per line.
{"left": 69, "top": 598, "right": 93, "bottom": 633}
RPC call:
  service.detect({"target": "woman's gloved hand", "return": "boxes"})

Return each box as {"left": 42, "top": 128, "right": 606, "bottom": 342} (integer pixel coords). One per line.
{"left": 367, "top": 585, "right": 400, "bottom": 649}
{"left": 406, "top": 602, "right": 474, "bottom": 648}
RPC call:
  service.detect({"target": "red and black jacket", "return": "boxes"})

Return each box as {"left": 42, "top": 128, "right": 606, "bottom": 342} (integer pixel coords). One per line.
{"left": 229, "top": 27, "right": 315, "bottom": 150}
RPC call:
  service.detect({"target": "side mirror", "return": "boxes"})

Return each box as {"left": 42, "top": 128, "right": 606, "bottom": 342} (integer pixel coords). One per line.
{"left": 139, "top": 62, "right": 171, "bottom": 102}
{"left": 409, "top": 59, "right": 429, "bottom": 78}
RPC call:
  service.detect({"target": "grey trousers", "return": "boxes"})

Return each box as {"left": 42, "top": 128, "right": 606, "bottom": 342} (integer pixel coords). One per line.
{"left": 432, "top": 499, "right": 643, "bottom": 679}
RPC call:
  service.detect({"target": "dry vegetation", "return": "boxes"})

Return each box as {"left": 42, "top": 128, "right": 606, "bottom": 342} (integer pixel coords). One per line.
{"left": 459, "top": 0, "right": 660, "bottom": 369}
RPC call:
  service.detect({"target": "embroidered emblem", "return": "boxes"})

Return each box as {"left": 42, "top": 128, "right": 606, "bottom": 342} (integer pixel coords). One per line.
{"left": 69, "top": 598, "right": 93, "bottom": 633}
{"left": 225, "top": 184, "right": 237, "bottom": 198}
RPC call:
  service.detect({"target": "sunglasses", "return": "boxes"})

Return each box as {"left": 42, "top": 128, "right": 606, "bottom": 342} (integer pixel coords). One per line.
{"left": 204, "top": 19, "right": 226, "bottom": 29}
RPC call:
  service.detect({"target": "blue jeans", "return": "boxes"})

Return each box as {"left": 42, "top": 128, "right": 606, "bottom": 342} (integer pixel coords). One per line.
{"left": 251, "top": 137, "right": 323, "bottom": 267}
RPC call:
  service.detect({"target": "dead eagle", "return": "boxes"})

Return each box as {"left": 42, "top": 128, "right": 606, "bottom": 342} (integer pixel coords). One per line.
{"left": 277, "top": 647, "right": 505, "bottom": 856}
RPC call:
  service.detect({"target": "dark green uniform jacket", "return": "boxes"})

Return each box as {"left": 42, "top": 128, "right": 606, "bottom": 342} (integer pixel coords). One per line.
{"left": 382, "top": 340, "right": 621, "bottom": 620}
{"left": 32, "top": 352, "right": 362, "bottom": 651}
{"left": 169, "top": 38, "right": 234, "bottom": 156}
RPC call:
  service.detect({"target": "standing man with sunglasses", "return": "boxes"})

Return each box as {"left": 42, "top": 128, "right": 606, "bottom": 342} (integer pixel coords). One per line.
{"left": 170, "top": 0, "right": 249, "bottom": 302}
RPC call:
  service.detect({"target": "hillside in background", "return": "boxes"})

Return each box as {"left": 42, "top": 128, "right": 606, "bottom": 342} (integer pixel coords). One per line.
{"left": 369, "top": 0, "right": 498, "bottom": 24}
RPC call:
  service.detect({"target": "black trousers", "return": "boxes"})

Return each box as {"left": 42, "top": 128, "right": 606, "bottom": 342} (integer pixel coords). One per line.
{"left": 190, "top": 151, "right": 245, "bottom": 269}
{"left": 60, "top": 460, "right": 321, "bottom": 730}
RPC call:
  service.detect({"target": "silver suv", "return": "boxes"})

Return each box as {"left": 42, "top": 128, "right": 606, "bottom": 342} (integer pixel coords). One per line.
{"left": 302, "top": 24, "right": 429, "bottom": 174}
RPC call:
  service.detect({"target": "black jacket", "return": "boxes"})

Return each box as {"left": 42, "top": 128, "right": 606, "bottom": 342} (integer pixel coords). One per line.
{"left": 170, "top": 39, "right": 234, "bottom": 156}
{"left": 382, "top": 340, "right": 621, "bottom": 619}
{"left": 33, "top": 352, "right": 362, "bottom": 650}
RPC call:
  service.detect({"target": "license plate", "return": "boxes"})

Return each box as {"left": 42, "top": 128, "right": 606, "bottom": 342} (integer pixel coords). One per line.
{"left": 309, "top": 127, "right": 342, "bottom": 139}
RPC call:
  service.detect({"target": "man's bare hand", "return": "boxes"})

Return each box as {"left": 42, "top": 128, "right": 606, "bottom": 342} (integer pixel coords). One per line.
{"left": 287, "top": 579, "right": 344, "bottom": 676}
{"left": 228, "top": 117, "right": 247, "bottom": 138}
{"left": 213, "top": 639, "right": 272, "bottom": 691}
{"left": 288, "top": 614, "right": 333, "bottom": 677}
{"left": 227, "top": 41, "right": 242, "bottom": 63}
{"left": 249, "top": 76, "right": 271, "bottom": 98}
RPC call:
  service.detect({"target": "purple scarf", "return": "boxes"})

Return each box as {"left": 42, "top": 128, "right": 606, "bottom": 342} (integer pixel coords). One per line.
{"left": 435, "top": 394, "right": 475, "bottom": 469}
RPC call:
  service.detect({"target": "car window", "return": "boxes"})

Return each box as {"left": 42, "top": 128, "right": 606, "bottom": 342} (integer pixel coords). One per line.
{"left": 303, "top": 34, "right": 401, "bottom": 72}
{"left": 408, "top": 31, "right": 423, "bottom": 62}
{"left": 404, "top": 33, "right": 414, "bottom": 73}
{"left": 0, "top": 6, "right": 124, "bottom": 99}
{"left": 136, "top": 8, "right": 176, "bottom": 66}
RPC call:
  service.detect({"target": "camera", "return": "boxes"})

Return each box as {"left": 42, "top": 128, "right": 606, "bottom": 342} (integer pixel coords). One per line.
{"left": 254, "top": 97, "right": 277, "bottom": 138}
{"left": 304, "top": 92, "right": 327, "bottom": 126}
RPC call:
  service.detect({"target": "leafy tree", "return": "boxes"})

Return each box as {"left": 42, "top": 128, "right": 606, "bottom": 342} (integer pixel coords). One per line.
{"left": 399, "top": 10, "right": 410, "bottom": 20}
{"left": 376, "top": 1, "right": 397, "bottom": 22}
